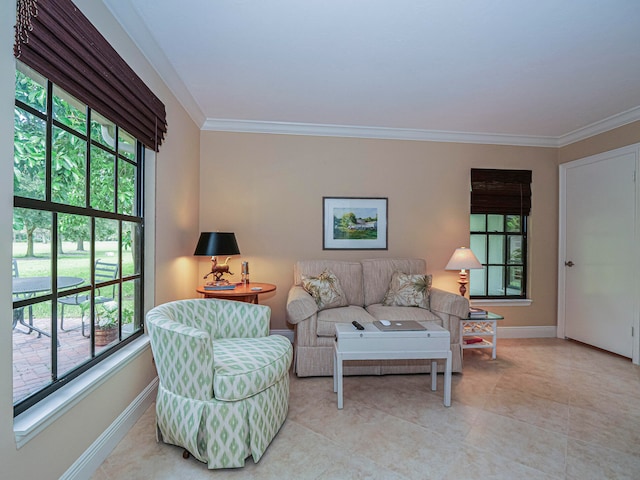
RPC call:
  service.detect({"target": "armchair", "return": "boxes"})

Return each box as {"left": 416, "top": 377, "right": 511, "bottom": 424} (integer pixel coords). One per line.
{"left": 146, "top": 299, "right": 292, "bottom": 469}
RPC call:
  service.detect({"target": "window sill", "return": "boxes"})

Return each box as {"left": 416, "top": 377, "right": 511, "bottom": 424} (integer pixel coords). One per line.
{"left": 13, "top": 335, "right": 150, "bottom": 449}
{"left": 471, "top": 299, "right": 532, "bottom": 307}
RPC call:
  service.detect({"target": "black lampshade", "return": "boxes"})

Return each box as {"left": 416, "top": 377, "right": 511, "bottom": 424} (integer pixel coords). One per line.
{"left": 194, "top": 232, "right": 240, "bottom": 256}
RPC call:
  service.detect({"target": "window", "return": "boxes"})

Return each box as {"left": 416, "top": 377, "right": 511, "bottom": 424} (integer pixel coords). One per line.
{"left": 12, "top": 62, "right": 144, "bottom": 415}
{"left": 469, "top": 169, "right": 531, "bottom": 299}
{"left": 469, "top": 214, "right": 527, "bottom": 298}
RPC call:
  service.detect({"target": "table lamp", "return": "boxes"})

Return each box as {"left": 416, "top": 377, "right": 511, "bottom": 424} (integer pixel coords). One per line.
{"left": 445, "top": 247, "right": 483, "bottom": 296}
{"left": 194, "top": 232, "right": 240, "bottom": 285}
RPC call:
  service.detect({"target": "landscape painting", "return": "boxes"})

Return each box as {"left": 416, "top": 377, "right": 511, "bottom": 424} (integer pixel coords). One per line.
{"left": 323, "top": 197, "right": 388, "bottom": 250}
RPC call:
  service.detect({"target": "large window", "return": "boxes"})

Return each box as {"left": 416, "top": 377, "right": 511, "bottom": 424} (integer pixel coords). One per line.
{"left": 12, "top": 62, "right": 144, "bottom": 415}
{"left": 468, "top": 169, "right": 531, "bottom": 300}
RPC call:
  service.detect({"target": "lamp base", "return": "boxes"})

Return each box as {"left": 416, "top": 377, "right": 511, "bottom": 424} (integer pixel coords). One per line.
{"left": 457, "top": 270, "right": 469, "bottom": 296}
{"left": 205, "top": 279, "right": 231, "bottom": 287}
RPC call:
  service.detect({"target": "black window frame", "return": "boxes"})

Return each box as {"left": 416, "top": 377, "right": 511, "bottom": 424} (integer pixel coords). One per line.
{"left": 12, "top": 64, "right": 145, "bottom": 416}
{"left": 469, "top": 213, "right": 528, "bottom": 299}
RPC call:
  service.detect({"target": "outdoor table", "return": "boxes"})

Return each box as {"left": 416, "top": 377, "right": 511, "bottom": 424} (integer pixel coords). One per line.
{"left": 12, "top": 276, "right": 84, "bottom": 338}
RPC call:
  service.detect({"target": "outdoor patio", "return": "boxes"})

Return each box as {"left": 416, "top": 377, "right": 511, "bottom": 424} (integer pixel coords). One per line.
{"left": 13, "top": 313, "right": 114, "bottom": 405}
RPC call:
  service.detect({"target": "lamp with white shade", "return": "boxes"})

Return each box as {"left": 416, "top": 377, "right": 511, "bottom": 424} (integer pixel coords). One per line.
{"left": 445, "top": 247, "right": 483, "bottom": 296}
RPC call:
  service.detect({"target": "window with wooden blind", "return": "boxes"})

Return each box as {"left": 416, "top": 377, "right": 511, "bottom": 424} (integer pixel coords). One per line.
{"left": 469, "top": 169, "right": 532, "bottom": 299}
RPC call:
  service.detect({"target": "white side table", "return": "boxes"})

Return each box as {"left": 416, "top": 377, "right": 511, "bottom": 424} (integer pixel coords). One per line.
{"left": 460, "top": 312, "right": 504, "bottom": 359}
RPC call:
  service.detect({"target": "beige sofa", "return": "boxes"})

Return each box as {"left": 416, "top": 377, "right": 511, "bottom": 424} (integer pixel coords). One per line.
{"left": 286, "top": 258, "right": 469, "bottom": 377}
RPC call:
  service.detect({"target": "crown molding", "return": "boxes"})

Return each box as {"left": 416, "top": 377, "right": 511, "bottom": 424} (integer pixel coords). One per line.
{"left": 201, "top": 118, "right": 560, "bottom": 147}
{"left": 556, "top": 105, "right": 640, "bottom": 147}
{"left": 203, "top": 105, "right": 640, "bottom": 147}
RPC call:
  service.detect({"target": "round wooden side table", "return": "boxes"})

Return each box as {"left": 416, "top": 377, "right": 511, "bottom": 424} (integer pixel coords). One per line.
{"left": 196, "top": 282, "right": 276, "bottom": 304}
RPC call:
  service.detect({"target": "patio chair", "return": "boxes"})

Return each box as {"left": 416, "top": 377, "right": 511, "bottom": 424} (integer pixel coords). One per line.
{"left": 12, "top": 259, "right": 24, "bottom": 330}
{"left": 59, "top": 259, "right": 119, "bottom": 335}
{"left": 146, "top": 299, "right": 293, "bottom": 469}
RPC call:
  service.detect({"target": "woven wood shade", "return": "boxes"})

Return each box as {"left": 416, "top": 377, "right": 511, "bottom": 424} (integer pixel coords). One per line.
{"left": 14, "top": 0, "right": 167, "bottom": 151}
{"left": 470, "top": 169, "right": 532, "bottom": 215}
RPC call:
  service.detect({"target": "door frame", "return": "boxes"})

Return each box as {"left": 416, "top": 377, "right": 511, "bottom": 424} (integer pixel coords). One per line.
{"left": 557, "top": 143, "right": 640, "bottom": 365}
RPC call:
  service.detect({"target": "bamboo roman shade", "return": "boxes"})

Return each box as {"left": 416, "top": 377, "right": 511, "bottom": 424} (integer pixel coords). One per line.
{"left": 14, "top": 0, "right": 167, "bottom": 151}
{"left": 470, "top": 169, "right": 532, "bottom": 215}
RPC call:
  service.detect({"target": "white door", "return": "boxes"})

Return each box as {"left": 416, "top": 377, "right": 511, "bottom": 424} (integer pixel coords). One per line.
{"left": 560, "top": 147, "right": 637, "bottom": 358}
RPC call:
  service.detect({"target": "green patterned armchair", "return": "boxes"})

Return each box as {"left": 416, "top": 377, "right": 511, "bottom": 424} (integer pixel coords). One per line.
{"left": 146, "top": 299, "right": 292, "bottom": 469}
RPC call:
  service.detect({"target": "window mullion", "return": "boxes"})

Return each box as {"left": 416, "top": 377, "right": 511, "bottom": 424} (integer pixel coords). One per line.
{"left": 45, "top": 80, "right": 53, "bottom": 203}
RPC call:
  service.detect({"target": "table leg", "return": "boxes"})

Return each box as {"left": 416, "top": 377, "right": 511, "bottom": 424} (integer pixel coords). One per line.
{"left": 491, "top": 320, "right": 497, "bottom": 359}
{"left": 444, "top": 351, "right": 452, "bottom": 407}
{"left": 333, "top": 348, "right": 338, "bottom": 393}
{"left": 19, "top": 305, "right": 50, "bottom": 339}
{"left": 431, "top": 360, "right": 437, "bottom": 391}
{"left": 335, "top": 351, "right": 344, "bottom": 409}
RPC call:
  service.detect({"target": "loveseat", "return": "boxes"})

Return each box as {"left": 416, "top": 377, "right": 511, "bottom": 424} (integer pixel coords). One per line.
{"left": 146, "top": 299, "right": 292, "bottom": 469}
{"left": 286, "top": 258, "right": 469, "bottom": 377}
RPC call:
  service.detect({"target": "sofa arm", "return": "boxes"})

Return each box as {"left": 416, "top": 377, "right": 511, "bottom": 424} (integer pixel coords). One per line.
{"left": 286, "top": 286, "right": 318, "bottom": 324}
{"left": 430, "top": 288, "right": 469, "bottom": 319}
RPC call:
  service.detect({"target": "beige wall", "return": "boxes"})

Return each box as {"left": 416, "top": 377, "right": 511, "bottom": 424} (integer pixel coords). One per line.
{"left": 200, "top": 132, "right": 559, "bottom": 330}
{"left": 0, "top": 0, "right": 200, "bottom": 477}
{"left": 558, "top": 120, "right": 640, "bottom": 164}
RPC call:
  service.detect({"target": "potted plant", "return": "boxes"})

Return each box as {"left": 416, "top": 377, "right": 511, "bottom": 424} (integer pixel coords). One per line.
{"left": 93, "top": 300, "right": 119, "bottom": 346}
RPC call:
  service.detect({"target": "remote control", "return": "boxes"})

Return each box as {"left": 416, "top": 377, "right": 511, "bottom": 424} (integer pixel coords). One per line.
{"left": 352, "top": 321, "right": 365, "bottom": 330}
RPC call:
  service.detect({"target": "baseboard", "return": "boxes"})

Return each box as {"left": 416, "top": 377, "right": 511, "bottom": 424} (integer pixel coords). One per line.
{"left": 60, "top": 377, "right": 159, "bottom": 480}
{"left": 271, "top": 328, "right": 294, "bottom": 343}
{"left": 497, "top": 326, "right": 557, "bottom": 338}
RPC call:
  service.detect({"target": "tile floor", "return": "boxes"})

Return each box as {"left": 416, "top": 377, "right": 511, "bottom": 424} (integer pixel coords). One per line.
{"left": 91, "top": 338, "right": 640, "bottom": 479}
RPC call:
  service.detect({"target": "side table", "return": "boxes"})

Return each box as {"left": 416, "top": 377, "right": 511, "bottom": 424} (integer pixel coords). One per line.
{"left": 196, "top": 282, "right": 276, "bottom": 304}
{"left": 460, "top": 311, "right": 504, "bottom": 359}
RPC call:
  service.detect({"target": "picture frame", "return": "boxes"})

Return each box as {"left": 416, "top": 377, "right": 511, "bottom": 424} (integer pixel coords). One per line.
{"left": 323, "top": 197, "right": 388, "bottom": 250}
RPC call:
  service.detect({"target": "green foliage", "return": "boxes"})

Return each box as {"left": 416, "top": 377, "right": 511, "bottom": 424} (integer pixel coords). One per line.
{"left": 14, "top": 64, "right": 138, "bottom": 256}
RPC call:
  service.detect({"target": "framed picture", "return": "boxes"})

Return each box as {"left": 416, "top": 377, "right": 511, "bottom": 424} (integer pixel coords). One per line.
{"left": 323, "top": 197, "right": 388, "bottom": 250}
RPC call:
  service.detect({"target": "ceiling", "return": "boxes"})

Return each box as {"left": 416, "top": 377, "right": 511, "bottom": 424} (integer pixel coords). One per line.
{"left": 103, "top": 0, "right": 640, "bottom": 147}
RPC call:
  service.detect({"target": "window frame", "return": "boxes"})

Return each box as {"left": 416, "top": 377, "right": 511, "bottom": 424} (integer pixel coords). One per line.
{"left": 12, "top": 64, "right": 145, "bottom": 416}
{"left": 469, "top": 213, "right": 528, "bottom": 300}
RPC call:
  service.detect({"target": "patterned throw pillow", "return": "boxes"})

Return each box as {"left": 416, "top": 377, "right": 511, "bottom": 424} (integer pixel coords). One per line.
{"left": 382, "top": 272, "right": 432, "bottom": 309}
{"left": 301, "top": 269, "right": 348, "bottom": 311}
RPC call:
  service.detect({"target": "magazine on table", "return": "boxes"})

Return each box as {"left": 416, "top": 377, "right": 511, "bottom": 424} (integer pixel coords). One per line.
{"left": 468, "top": 307, "right": 488, "bottom": 318}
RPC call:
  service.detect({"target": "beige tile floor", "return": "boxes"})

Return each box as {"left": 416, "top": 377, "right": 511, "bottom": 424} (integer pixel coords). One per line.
{"left": 91, "top": 338, "right": 640, "bottom": 479}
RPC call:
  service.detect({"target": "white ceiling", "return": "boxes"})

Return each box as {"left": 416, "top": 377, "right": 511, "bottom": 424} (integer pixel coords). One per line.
{"left": 103, "top": 0, "right": 640, "bottom": 146}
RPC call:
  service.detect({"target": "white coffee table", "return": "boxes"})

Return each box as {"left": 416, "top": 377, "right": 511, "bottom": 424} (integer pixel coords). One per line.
{"left": 333, "top": 322, "right": 452, "bottom": 409}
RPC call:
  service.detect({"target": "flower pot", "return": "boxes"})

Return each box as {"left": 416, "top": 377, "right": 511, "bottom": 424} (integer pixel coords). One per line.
{"left": 95, "top": 326, "right": 118, "bottom": 346}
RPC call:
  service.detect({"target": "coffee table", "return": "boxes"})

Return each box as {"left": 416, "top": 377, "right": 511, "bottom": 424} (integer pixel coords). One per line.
{"left": 333, "top": 322, "right": 452, "bottom": 409}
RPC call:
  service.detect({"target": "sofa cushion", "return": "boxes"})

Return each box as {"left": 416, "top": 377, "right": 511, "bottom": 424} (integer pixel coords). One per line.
{"left": 366, "top": 304, "right": 443, "bottom": 325}
{"left": 362, "top": 258, "right": 427, "bottom": 306}
{"left": 383, "top": 272, "right": 432, "bottom": 309}
{"left": 316, "top": 306, "right": 375, "bottom": 337}
{"left": 301, "top": 269, "right": 348, "bottom": 310}
{"left": 213, "top": 335, "right": 292, "bottom": 401}
{"left": 295, "top": 260, "right": 364, "bottom": 306}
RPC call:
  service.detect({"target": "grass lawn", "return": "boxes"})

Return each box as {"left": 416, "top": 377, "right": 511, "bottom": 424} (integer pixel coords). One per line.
{"left": 12, "top": 241, "right": 136, "bottom": 320}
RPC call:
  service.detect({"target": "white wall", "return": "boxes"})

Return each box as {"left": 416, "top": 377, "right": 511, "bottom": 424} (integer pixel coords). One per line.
{"left": 0, "top": 1, "right": 201, "bottom": 477}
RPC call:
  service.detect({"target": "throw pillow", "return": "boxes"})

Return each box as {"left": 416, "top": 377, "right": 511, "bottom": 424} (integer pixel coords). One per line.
{"left": 301, "top": 269, "right": 348, "bottom": 311}
{"left": 382, "top": 272, "right": 432, "bottom": 309}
